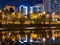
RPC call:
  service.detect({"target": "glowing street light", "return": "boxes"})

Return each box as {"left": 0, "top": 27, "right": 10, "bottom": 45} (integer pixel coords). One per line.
{"left": 42, "top": 11, "right": 46, "bottom": 15}
{"left": 42, "top": 38, "right": 46, "bottom": 42}
{"left": 0, "top": 9, "right": 1, "bottom": 12}
{"left": 52, "top": 37, "right": 55, "bottom": 40}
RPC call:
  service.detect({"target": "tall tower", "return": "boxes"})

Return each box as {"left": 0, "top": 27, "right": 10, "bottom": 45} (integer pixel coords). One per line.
{"left": 19, "top": 5, "right": 28, "bottom": 15}
{"left": 43, "top": 0, "right": 49, "bottom": 12}
{"left": 56, "top": 0, "right": 60, "bottom": 13}
{"left": 43, "top": 0, "right": 60, "bottom": 13}
{"left": 49, "top": 0, "right": 60, "bottom": 13}
{"left": 50, "top": 0, "right": 57, "bottom": 13}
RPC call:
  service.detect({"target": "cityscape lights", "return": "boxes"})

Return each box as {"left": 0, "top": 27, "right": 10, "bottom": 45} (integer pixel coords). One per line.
{"left": 0, "top": 0, "right": 60, "bottom": 45}
{"left": 19, "top": 5, "right": 28, "bottom": 15}
{"left": 42, "top": 38, "right": 46, "bottom": 42}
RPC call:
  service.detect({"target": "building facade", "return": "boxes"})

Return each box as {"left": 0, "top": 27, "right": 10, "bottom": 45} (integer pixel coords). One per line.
{"left": 33, "top": 4, "right": 43, "bottom": 13}
{"left": 56, "top": 0, "right": 60, "bottom": 13}
{"left": 43, "top": 0, "right": 49, "bottom": 12}
{"left": 43, "top": 0, "right": 60, "bottom": 13}
{"left": 19, "top": 4, "right": 43, "bottom": 15}
{"left": 19, "top": 5, "right": 28, "bottom": 15}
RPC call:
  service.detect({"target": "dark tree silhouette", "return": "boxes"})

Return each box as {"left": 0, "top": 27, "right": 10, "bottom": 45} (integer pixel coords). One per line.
{"left": 9, "top": 8, "right": 14, "bottom": 13}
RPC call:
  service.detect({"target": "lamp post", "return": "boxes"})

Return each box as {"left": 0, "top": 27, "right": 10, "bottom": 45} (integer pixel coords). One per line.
{"left": 42, "top": 11, "right": 46, "bottom": 24}
{"left": 49, "top": 12, "right": 52, "bottom": 24}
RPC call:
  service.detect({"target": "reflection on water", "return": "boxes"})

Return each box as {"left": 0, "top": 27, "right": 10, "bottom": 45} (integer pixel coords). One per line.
{"left": 0, "top": 30, "right": 60, "bottom": 45}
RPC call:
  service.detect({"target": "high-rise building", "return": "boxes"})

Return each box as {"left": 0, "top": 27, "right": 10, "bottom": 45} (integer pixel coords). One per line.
{"left": 56, "top": 0, "right": 60, "bottom": 13}
{"left": 19, "top": 5, "right": 28, "bottom": 15}
{"left": 43, "top": 0, "right": 49, "bottom": 12}
{"left": 43, "top": 0, "right": 60, "bottom": 13}
{"left": 30, "top": 4, "right": 43, "bottom": 14}
{"left": 30, "top": 6, "right": 34, "bottom": 13}
{"left": 33, "top": 4, "right": 43, "bottom": 13}
{"left": 19, "top": 4, "right": 43, "bottom": 15}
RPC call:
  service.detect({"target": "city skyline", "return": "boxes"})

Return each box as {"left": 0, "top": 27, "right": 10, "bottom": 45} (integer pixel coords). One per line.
{"left": 0, "top": 0, "right": 43, "bottom": 8}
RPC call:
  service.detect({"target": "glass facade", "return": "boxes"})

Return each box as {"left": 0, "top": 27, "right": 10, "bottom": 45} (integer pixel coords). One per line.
{"left": 43, "top": 0, "right": 60, "bottom": 13}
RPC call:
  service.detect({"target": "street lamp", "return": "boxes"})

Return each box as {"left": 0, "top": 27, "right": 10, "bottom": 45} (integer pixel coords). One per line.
{"left": 0, "top": 9, "right": 1, "bottom": 13}
{"left": 42, "top": 11, "right": 46, "bottom": 24}
{"left": 42, "top": 11, "right": 46, "bottom": 15}
{"left": 42, "top": 37, "right": 46, "bottom": 42}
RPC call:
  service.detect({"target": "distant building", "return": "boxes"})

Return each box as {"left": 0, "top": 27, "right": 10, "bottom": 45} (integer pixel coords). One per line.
{"left": 50, "top": 0, "right": 57, "bottom": 13}
{"left": 50, "top": 0, "right": 60, "bottom": 13}
{"left": 19, "top": 4, "right": 43, "bottom": 15}
{"left": 30, "top": 6, "right": 34, "bottom": 13}
{"left": 43, "top": 0, "right": 49, "bottom": 12}
{"left": 43, "top": 0, "right": 60, "bottom": 13}
{"left": 30, "top": 4, "right": 43, "bottom": 14}
{"left": 56, "top": 0, "right": 60, "bottom": 13}
{"left": 33, "top": 4, "right": 43, "bottom": 13}
{"left": 19, "top": 5, "right": 28, "bottom": 15}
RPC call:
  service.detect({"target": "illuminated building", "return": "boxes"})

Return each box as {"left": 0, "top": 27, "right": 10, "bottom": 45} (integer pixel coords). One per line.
{"left": 49, "top": 0, "right": 60, "bottom": 13}
{"left": 50, "top": 0, "right": 57, "bottom": 13}
{"left": 19, "top": 5, "right": 28, "bottom": 15}
{"left": 19, "top": 4, "right": 43, "bottom": 15}
{"left": 43, "top": 0, "right": 49, "bottom": 12}
{"left": 33, "top": 6, "right": 40, "bottom": 13}
{"left": 30, "top": 4, "right": 43, "bottom": 14}
{"left": 56, "top": 0, "right": 60, "bottom": 13}
{"left": 43, "top": 0, "right": 60, "bottom": 13}
{"left": 30, "top": 6, "right": 34, "bottom": 13}
{"left": 33, "top": 4, "right": 43, "bottom": 13}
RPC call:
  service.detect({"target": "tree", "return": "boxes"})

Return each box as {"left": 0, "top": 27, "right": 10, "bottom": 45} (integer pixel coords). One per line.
{"left": 9, "top": 8, "right": 14, "bottom": 13}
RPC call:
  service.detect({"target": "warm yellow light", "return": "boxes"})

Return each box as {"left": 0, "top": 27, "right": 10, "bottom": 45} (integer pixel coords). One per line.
{"left": 31, "top": 33, "right": 37, "bottom": 38}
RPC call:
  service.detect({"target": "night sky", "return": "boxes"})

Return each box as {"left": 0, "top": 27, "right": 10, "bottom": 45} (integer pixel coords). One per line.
{"left": 0, "top": 0, "right": 43, "bottom": 8}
